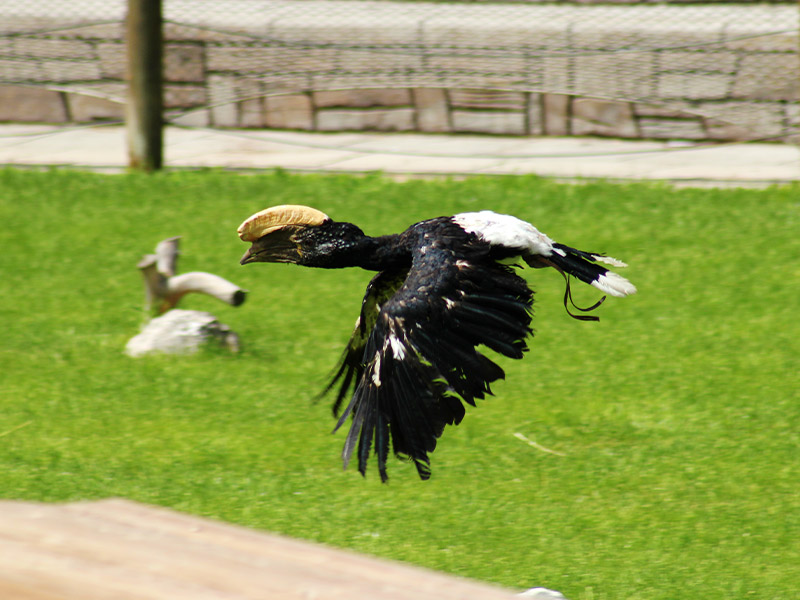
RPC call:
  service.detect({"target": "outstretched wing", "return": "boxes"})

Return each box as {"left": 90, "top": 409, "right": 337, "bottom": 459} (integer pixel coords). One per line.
{"left": 332, "top": 237, "right": 534, "bottom": 482}
{"left": 324, "top": 267, "right": 409, "bottom": 417}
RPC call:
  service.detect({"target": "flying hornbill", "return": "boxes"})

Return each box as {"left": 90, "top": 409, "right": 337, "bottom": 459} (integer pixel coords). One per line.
{"left": 238, "top": 205, "right": 636, "bottom": 482}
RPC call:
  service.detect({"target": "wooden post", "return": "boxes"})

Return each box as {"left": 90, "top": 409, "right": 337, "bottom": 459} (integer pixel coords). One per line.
{"left": 125, "top": 0, "right": 163, "bottom": 171}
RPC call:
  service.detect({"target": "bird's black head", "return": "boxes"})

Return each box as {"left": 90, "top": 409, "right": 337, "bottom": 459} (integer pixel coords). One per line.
{"left": 238, "top": 205, "right": 369, "bottom": 268}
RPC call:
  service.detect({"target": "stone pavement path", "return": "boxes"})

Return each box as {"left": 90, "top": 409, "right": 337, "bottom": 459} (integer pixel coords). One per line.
{"left": 1, "top": 124, "right": 798, "bottom": 186}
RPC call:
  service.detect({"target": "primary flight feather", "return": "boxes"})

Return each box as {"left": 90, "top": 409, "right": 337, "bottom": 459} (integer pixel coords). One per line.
{"left": 239, "top": 205, "right": 636, "bottom": 482}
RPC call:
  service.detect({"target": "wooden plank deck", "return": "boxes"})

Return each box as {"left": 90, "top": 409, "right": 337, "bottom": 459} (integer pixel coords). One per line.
{"left": 0, "top": 499, "right": 517, "bottom": 599}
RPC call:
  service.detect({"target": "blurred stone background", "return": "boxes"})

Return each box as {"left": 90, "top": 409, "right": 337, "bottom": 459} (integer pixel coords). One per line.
{"left": 1, "top": 0, "right": 797, "bottom": 143}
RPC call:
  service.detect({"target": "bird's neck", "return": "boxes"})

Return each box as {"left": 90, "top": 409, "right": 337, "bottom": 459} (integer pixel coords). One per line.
{"left": 298, "top": 223, "right": 408, "bottom": 271}
{"left": 353, "top": 234, "right": 408, "bottom": 271}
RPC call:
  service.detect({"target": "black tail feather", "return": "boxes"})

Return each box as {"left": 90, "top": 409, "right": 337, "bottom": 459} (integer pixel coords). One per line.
{"left": 549, "top": 243, "right": 610, "bottom": 288}
{"left": 526, "top": 243, "right": 634, "bottom": 320}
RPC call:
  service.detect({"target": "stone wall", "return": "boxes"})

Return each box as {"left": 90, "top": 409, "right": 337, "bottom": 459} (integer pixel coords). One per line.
{"left": 1, "top": 1, "right": 797, "bottom": 142}
{"left": 192, "top": 87, "right": 751, "bottom": 142}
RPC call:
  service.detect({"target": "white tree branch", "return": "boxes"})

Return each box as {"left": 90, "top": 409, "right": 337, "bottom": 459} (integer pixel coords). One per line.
{"left": 137, "top": 238, "right": 247, "bottom": 315}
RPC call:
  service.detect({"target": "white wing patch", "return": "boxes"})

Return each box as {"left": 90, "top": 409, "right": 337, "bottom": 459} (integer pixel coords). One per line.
{"left": 386, "top": 334, "right": 407, "bottom": 360}
{"left": 453, "top": 210, "right": 555, "bottom": 256}
{"left": 371, "top": 351, "right": 382, "bottom": 387}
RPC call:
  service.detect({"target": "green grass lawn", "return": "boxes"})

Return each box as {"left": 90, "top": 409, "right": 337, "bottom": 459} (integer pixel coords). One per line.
{"left": 1, "top": 167, "right": 797, "bottom": 599}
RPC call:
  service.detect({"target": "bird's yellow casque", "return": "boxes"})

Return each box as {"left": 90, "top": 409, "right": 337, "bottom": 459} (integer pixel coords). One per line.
{"left": 237, "top": 205, "right": 329, "bottom": 242}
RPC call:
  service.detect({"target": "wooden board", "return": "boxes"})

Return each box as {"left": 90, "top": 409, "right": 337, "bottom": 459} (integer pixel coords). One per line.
{"left": 0, "top": 499, "right": 516, "bottom": 599}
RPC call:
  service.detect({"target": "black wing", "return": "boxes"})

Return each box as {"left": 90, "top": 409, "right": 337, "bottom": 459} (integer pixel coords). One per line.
{"left": 324, "top": 267, "right": 409, "bottom": 417}
{"left": 330, "top": 235, "right": 534, "bottom": 482}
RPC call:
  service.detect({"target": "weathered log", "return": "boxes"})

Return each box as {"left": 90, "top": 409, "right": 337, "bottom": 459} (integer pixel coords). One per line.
{"left": 154, "top": 235, "right": 179, "bottom": 276}
{"left": 137, "top": 236, "right": 247, "bottom": 315}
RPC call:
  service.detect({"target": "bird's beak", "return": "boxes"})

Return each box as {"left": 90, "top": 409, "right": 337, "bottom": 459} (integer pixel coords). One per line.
{"left": 239, "top": 229, "right": 303, "bottom": 265}
{"left": 238, "top": 205, "right": 328, "bottom": 266}
{"left": 240, "top": 247, "right": 256, "bottom": 265}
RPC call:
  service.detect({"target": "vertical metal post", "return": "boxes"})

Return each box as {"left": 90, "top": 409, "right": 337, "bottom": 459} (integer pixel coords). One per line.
{"left": 126, "top": 0, "right": 163, "bottom": 171}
